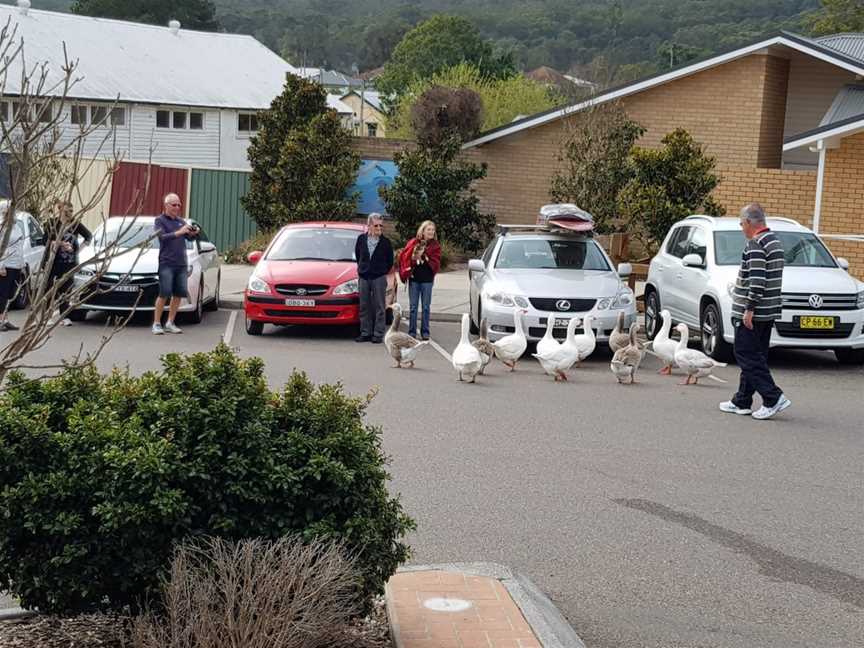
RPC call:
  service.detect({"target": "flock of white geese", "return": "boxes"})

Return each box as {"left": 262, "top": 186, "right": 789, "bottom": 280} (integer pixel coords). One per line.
{"left": 384, "top": 303, "right": 728, "bottom": 385}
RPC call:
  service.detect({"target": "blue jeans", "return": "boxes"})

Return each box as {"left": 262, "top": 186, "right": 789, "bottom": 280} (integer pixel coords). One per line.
{"left": 408, "top": 281, "right": 433, "bottom": 338}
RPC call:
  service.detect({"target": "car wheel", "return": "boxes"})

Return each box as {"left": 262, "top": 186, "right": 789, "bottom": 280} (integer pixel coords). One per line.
{"left": 68, "top": 309, "right": 88, "bottom": 322}
{"left": 644, "top": 290, "right": 661, "bottom": 340}
{"left": 185, "top": 281, "right": 204, "bottom": 324}
{"left": 246, "top": 316, "right": 263, "bottom": 336}
{"left": 700, "top": 301, "right": 733, "bottom": 362}
{"left": 204, "top": 274, "right": 220, "bottom": 312}
{"left": 835, "top": 348, "right": 864, "bottom": 365}
{"left": 469, "top": 299, "right": 480, "bottom": 335}
{"left": 12, "top": 266, "right": 30, "bottom": 309}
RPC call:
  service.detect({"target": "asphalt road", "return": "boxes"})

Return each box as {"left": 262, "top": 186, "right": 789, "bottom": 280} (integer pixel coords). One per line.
{"left": 3, "top": 309, "right": 863, "bottom": 648}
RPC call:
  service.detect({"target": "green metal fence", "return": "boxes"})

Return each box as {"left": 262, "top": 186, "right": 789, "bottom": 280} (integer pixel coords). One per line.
{"left": 188, "top": 169, "right": 257, "bottom": 253}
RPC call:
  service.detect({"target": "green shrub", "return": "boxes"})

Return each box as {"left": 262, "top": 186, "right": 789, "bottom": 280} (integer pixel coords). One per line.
{"left": 223, "top": 230, "right": 276, "bottom": 264}
{"left": 0, "top": 344, "right": 414, "bottom": 615}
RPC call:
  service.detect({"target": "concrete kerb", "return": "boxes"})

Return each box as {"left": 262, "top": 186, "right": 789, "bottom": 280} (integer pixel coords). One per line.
{"left": 391, "top": 562, "right": 586, "bottom": 648}
{"left": 0, "top": 607, "right": 37, "bottom": 622}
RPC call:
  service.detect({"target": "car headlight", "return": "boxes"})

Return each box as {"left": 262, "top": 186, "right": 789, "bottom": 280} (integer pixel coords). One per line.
{"left": 487, "top": 292, "right": 529, "bottom": 308}
{"left": 75, "top": 268, "right": 95, "bottom": 280}
{"left": 597, "top": 290, "right": 634, "bottom": 310}
{"left": 857, "top": 289, "right": 864, "bottom": 309}
{"left": 247, "top": 276, "right": 270, "bottom": 293}
{"left": 333, "top": 279, "right": 359, "bottom": 295}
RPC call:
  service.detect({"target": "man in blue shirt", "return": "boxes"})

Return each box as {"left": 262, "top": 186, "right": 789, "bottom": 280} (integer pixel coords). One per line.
{"left": 152, "top": 193, "right": 197, "bottom": 335}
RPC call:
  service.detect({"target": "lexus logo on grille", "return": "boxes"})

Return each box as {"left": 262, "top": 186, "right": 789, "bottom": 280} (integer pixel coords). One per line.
{"left": 555, "top": 300, "right": 571, "bottom": 311}
{"left": 296, "top": 288, "right": 307, "bottom": 296}
{"left": 808, "top": 294, "right": 823, "bottom": 309}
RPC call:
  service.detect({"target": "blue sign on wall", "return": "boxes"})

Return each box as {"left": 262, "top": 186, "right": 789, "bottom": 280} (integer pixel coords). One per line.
{"left": 352, "top": 159, "right": 398, "bottom": 216}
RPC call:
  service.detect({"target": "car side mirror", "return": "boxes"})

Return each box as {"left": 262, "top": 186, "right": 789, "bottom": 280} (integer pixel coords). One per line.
{"left": 200, "top": 241, "right": 216, "bottom": 253}
{"left": 837, "top": 257, "right": 850, "bottom": 271}
{"left": 617, "top": 262, "right": 632, "bottom": 278}
{"left": 247, "top": 250, "right": 263, "bottom": 265}
{"left": 468, "top": 259, "right": 486, "bottom": 273}
{"left": 682, "top": 253, "right": 705, "bottom": 268}
{"left": 34, "top": 235, "right": 46, "bottom": 246}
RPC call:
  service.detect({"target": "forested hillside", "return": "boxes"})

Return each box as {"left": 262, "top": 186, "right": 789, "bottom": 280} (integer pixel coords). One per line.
{"left": 7, "top": 0, "right": 822, "bottom": 79}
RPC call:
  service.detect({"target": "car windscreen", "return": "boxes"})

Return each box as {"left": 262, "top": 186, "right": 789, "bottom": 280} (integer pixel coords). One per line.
{"left": 713, "top": 231, "right": 836, "bottom": 267}
{"left": 93, "top": 221, "right": 194, "bottom": 250}
{"left": 494, "top": 238, "right": 610, "bottom": 271}
{"left": 267, "top": 228, "right": 358, "bottom": 262}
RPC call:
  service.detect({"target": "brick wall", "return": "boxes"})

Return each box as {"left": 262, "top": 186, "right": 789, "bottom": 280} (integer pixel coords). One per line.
{"left": 711, "top": 166, "right": 817, "bottom": 226}
{"left": 758, "top": 56, "right": 790, "bottom": 169}
{"left": 819, "top": 132, "right": 864, "bottom": 276}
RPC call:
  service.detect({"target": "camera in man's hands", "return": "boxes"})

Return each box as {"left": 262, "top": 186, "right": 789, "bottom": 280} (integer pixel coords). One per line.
{"left": 187, "top": 222, "right": 201, "bottom": 234}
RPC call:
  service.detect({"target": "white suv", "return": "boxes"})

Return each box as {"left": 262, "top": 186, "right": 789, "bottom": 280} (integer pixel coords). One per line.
{"left": 644, "top": 215, "right": 864, "bottom": 364}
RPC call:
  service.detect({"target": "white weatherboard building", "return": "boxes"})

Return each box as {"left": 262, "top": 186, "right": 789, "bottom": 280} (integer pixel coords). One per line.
{"left": 0, "top": 1, "right": 352, "bottom": 170}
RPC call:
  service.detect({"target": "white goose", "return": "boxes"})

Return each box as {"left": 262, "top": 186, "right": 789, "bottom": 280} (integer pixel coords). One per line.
{"left": 571, "top": 314, "right": 596, "bottom": 364}
{"left": 452, "top": 313, "right": 483, "bottom": 382}
{"left": 492, "top": 308, "right": 528, "bottom": 371}
{"left": 472, "top": 318, "right": 495, "bottom": 375}
{"left": 650, "top": 309, "right": 678, "bottom": 375}
{"left": 384, "top": 303, "right": 429, "bottom": 368}
{"left": 673, "top": 323, "right": 727, "bottom": 385}
{"left": 532, "top": 317, "right": 581, "bottom": 381}
{"left": 536, "top": 313, "right": 561, "bottom": 358}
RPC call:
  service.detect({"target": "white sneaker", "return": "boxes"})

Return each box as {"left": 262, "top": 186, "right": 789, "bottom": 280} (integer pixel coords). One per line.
{"left": 164, "top": 321, "right": 183, "bottom": 334}
{"left": 752, "top": 395, "right": 791, "bottom": 420}
{"left": 60, "top": 318, "right": 72, "bottom": 327}
{"left": 719, "top": 401, "right": 752, "bottom": 415}
{"left": 152, "top": 323, "right": 164, "bottom": 335}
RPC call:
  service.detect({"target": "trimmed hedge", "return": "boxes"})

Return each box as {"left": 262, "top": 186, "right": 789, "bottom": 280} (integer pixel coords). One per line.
{"left": 0, "top": 344, "right": 414, "bottom": 615}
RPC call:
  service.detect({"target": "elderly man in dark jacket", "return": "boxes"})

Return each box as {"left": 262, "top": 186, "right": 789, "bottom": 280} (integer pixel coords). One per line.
{"left": 354, "top": 213, "right": 393, "bottom": 344}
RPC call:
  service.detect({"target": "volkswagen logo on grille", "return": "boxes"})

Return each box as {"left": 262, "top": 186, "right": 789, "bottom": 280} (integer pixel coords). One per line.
{"left": 555, "top": 299, "right": 571, "bottom": 311}
{"left": 808, "top": 294, "right": 823, "bottom": 309}
{"left": 296, "top": 288, "right": 307, "bottom": 296}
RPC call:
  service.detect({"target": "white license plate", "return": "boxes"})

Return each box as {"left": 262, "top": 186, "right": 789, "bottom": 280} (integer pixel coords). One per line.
{"left": 285, "top": 298, "right": 315, "bottom": 307}
{"left": 553, "top": 318, "right": 571, "bottom": 327}
{"left": 113, "top": 285, "right": 139, "bottom": 292}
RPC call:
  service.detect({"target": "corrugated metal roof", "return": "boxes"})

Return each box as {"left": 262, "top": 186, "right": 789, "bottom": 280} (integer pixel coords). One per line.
{"left": 297, "top": 67, "right": 363, "bottom": 89}
{"left": 0, "top": 5, "right": 297, "bottom": 109}
{"left": 816, "top": 33, "right": 864, "bottom": 63}
{"left": 341, "top": 90, "right": 384, "bottom": 113}
{"left": 326, "top": 95, "right": 353, "bottom": 114}
{"left": 820, "top": 85, "right": 864, "bottom": 126}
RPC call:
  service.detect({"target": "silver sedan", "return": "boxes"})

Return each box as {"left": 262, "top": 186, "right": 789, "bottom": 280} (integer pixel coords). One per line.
{"left": 468, "top": 229, "right": 637, "bottom": 342}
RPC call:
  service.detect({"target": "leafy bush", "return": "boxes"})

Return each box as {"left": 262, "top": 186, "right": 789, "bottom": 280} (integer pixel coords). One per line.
{"left": 410, "top": 85, "right": 484, "bottom": 147}
{"left": 131, "top": 536, "right": 365, "bottom": 648}
{"left": 223, "top": 229, "right": 276, "bottom": 264}
{"left": 388, "top": 63, "right": 560, "bottom": 139}
{"left": 381, "top": 136, "right": 494, "bottom": 254}
{"left": 242, "top": 74, "right": 360, "bottom": 231}
{"left": 618, "top": 128, "right": 725, "bottom": 253}
{"left": 0, "top": 344, "right": 414, "bottom": 615}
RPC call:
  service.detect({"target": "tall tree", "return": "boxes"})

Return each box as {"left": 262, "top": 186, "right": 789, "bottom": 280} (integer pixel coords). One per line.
{"left": 806, "top": 0, "right": 864, "bottom": 34}
{"left": 376, "top": 15, "right": 516, "bottom": 102}
{"left": 241, "top": 75, "right": 359, "bottom": 230}
{"left": 71, "top": 0, "right": 219, "bottom": 30}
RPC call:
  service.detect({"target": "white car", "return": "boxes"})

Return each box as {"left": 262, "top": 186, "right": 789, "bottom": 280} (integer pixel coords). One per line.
{"left": 645, "top": 215, "right": 864, "bottom": 364}
{"left": 73, "top": 216, "right": 221, "bottom": 323}
{"left": 468, "top": 225, "right": 637, "bottom": 343}
{"left": 0, "top": 203, "right": 48, "bottom": 309}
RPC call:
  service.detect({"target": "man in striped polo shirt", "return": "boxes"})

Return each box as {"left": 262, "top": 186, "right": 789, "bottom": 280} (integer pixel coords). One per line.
{"left": 720, "top": 203, "right": 791, "bottom": 420}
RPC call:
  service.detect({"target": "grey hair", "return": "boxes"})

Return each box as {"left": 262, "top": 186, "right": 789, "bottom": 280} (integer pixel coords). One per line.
{"left": 367, "top": 212, "right": 383, "bottom": 226}
{"left": 740, "top": 203, "right": 766, "bottom": 225}
{"left": 163, "top": 192, "right": 180, "bottom": 206}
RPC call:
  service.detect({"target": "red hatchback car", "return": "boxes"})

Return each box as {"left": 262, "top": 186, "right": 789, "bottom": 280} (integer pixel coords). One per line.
{"left": 244, "top": 222, "right": 368, "bottom": 335}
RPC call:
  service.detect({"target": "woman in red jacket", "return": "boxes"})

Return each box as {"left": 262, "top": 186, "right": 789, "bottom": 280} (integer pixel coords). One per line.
{"left": 399, "top": 220, "right": 440, "bottom": 340}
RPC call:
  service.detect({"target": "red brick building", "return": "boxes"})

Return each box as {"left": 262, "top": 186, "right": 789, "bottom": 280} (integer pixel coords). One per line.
{"left": 355, "top": 31, "right": 864, "bottom": 276}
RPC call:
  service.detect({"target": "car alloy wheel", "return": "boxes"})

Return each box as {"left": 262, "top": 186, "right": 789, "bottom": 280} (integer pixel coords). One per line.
{"left": 644, "top": 291, "right": 660, "bottom": 340}
{"left": 700, "top": 302, "right": 732, "bottom": 362}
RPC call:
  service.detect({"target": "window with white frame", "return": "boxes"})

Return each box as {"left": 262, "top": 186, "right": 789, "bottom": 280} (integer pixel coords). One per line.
{"left": 70, "top": 105, "right": 88, "bottom": 125}
{"left": 366, "top": 122, "right": 378, "bottom": 137}
{"left": 156, "top": 109, "right": 204, "bottom": 130}
{"left": 110, "top": 107, "right": 125, "bottom": 126}
{"left": 237, "top": 112, "right": 259, "bottom": 133}
{"left": 90, "top": 105, "right": 108, "bottom": 125}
